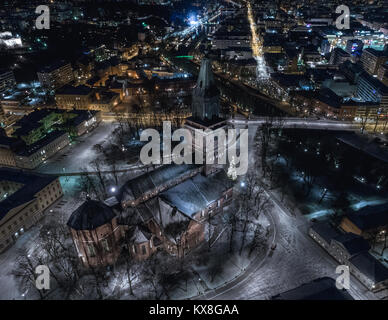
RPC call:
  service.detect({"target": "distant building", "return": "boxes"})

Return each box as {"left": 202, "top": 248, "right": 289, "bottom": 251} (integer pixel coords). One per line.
{"left": 262, "top": 34, "right": 283, "bottom": 53}
{"left": 304, "top": 87, "right": 381, "bottom": 120}
{"left": 356, "top": 72, "right": 388, "bottom": 109}
{"left": 348, "top": 252, "right": 388, "bottom": 291}
{"left": 271, "top": 73, "right": 313, "bottom": 100}
{"left": 329, "top": 48, "right": 351, "bottom": 65}
{"left": 37, "top": 60, "right": 74, "bottom": 90}
{"left": 310, "top": 222, "right": 388, "bottom": 292}
{"left": 55, "top": 85, "right": 120, "bottom": 112}
{"left": 55, "top": 85, "right": 94, "bottom": 109}
{"left": 0, "top": 136, "right": 24, "bottom": 167}
{"left": 320, "top": 39, "right": 331, "bottom": 55}
{"left": 340, "top": 203, "right": 388, "bottom": 239}
{"left": 222, "top": 47, "right": 253, "bottom": 61}
{"left": 153, "top": 76, "right": 196, "bottom": 97}
{"left": 211, "top": 31, "right": 251, "bottom": 50}
{"left": 377, "top": 62, "right": 388, "bottom": 86}
{"left": 345, "top": 39, "right": 364, "bottom": 56}
{"left": 271, "top": 277, "right": 354, "bottom": 300}
{"left": 0, "top": 69, "right": 16, "bottom": 94}
{"left": 14, "top": 131, "right": 70, "bottom": 170}
{"left": 0, "top": 109, "right": 100, "bottom": 169}
{"left": 361, "top": 48, "right": 388, "bottom": 76}
{"left": 0, "top": 168, "right": 63, "bottom": 253}
{"left": 339, "top": 61, "right": 364, "bottom": 84}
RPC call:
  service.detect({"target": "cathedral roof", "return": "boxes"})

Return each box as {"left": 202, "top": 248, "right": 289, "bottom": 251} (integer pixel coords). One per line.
{"left": 67, "top": 199, "right": 116, "bottom": 231}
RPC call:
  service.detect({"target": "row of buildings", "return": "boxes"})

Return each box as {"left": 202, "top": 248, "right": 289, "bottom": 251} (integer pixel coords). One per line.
{"left": 0, "top": 108, "right": 100, "bottom": 169}
{"left": 278, "top": 59, "right": 388, "bottom": 121}
{"left": 309, "top": 203, "right": 388, "bottom": 292}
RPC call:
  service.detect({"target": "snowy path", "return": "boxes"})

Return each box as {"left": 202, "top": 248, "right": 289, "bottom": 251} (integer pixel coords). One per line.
{"left": 198, "top": 123, "right": 378, "bottom": 300}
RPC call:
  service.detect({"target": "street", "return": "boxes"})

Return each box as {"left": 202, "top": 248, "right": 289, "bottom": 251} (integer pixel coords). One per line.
{"left": 195, "top": 123, "right": 377, "bottom": 300}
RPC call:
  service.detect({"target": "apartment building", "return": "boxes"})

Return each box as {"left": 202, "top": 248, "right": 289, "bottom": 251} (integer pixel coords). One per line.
{"left": 37, "top": 60, "right": 74, "bottom": 90}
{"left": 361, "top": 48, "right": 388, "bottom": 76}
{"left": 0, "top": 69, "right": 16, "bottom": 94}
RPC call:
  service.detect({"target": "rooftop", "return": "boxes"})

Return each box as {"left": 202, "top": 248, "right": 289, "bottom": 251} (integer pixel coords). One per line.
{"left": 310, "top": 222, "right": 340, "bottom": 244}
{"left": 119, "top": 164, "right": 200, "bottom": 203}
{"left": 38, "top": 60, "right": 70, "bottom": 74}
{"left": 56, "top": 85, "right": 93, "bottom": 96}
{"left": 363, "top": 48, "right": 387, "bottom": 57}
{"left": 67, "top": 199, "right": 116, "bottom": 231}
{"left": 160, "top": 170, "right": 233, "bottom": 218}
{"left": 271, "top": 277, "right": 354, "bottom": 300}
{"left": 16, "top": 130, "right": 68, "bottom": 157}
{"left": 336, "top": 133, "right": 388, "bottom": 164}
{"left": 344, "top": 203, "right": 388, "bottom": 231}
{"left": 349, "top": 252, "right": 388, "bottom": 283}
{"left": 333, "top": 233, "right": 370, "bottom": 256}
{"left": 0, "top": 168, "right": 58, "bottom": 220}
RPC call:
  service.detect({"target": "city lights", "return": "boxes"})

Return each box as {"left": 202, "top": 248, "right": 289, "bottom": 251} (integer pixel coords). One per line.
{"left": 247, "top": 2, "right": 269, "bottom": 80}
{"left": 0, "top": 0, "right": 387, "bottom": 305}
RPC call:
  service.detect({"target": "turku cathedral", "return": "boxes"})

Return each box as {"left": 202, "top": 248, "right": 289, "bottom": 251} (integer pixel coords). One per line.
{"left": 67, "top": 57, "right": 234, "bottom": 268}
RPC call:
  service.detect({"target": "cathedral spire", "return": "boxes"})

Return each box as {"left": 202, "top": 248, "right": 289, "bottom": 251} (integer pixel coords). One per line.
{"left": 192, "top": 58, "right": 220, "bottom": 121}
{"left": 195, "top": 59, "right": 216, "bottom": 93}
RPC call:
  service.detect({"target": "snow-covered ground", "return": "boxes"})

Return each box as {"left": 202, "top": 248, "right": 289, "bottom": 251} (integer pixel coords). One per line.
{"left": 170, "top": 211, "right": 273, "bottom": 300}
{"left": 36, "top": 122, "right": 143, "bottom": 175}
{"left": 36, "top": 122, "right": 117, "bottom": 174}
{"left": 208, "top": 122, "right": 379, "bottom": 300}
{"left": 0, "top": 195, "right": 82, "bottom": 300}
{"left": 0, "top": 120, "right": 382, "bottom": 300}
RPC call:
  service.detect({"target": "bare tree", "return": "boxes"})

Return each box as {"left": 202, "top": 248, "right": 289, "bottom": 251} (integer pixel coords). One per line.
{"left": 13, "top": 248, "right": 45, "bottom": 299}
{"left": 90, "top": 159, "right": 107, "bottom": 197}
{"left": 237, "top": 172, "right": 269, "bottom": 255}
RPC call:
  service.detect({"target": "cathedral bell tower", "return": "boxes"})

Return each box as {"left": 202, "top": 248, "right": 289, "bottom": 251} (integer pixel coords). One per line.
{"left": 191, "top": 58, "right": 220, "bottom": 121}
{"left": 184, "top": 50, "right": 228, "bottom": 176}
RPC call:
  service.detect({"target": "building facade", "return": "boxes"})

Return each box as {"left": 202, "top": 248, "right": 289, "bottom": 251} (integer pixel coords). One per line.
{"left": 0, "top": 169, "right": 63, "bottom": 252}
{"left": 37, "top": 60, "right": 74, "bottom": 90}
{"left": 361, "top": 48, "right": 388, "bottom": 76}
{"left": 67, "top": 199, "right": 124, "bottom": 268}
{"left": 0, "top": 70, "right": 16, "bottom": 94}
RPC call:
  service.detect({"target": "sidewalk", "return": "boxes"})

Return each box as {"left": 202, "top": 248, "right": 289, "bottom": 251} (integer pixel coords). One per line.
{"left": 171, "top": 211, "right": 276, "bottom": 300}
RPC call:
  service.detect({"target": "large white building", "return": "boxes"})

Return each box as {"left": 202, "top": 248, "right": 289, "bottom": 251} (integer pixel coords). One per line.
{"left": 0, "top": 32, "right": 22, "bottom": 49}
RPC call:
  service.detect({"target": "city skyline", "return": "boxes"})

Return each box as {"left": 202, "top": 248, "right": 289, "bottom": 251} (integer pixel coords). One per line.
{"left": 0, "top": 0, "right": 387, "bottom": 306}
